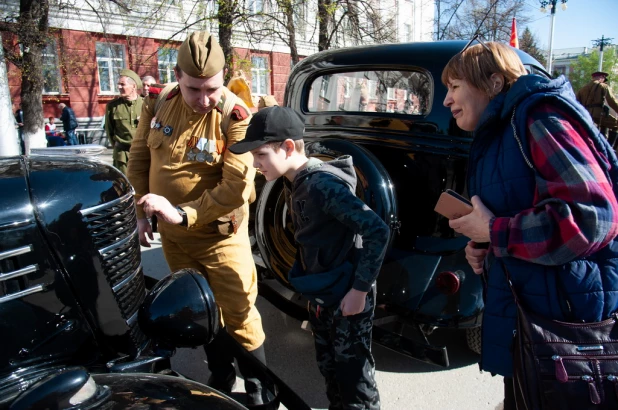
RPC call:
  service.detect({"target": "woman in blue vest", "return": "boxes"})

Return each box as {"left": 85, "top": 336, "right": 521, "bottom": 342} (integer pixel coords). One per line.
{"left": 441, "top": 40, "right": 618, "bottom": 408}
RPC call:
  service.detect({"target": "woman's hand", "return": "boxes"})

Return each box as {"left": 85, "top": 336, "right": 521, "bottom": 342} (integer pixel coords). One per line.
{"left": 340, "top": 289, "right": 367, "bottom": 316}
{"left": 465, "top": 241, "right": 489, "bottom": 275}
{"left": 449, "top": 196, "right": 494, "bottom": 242}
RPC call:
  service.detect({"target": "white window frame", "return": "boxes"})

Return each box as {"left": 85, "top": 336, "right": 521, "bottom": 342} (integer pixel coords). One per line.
{"left": 158, "top": 48, "right": 178, "bottom": 84}
{"left": 96, "top": 42, "right": 126, "bottom": 94}
{"left": 42, "top": 40, "right": 61, "bottom": 94}
{"left": 251, "top": 56, "right": 269, "bottom": 95}
{"left": 404, "top": 23, "right": 412, "bottom": 42}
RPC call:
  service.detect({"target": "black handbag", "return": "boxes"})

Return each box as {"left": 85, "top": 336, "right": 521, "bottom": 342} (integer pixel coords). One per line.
{"left": 503, "top": 264, "right": 618, "bottom": 409}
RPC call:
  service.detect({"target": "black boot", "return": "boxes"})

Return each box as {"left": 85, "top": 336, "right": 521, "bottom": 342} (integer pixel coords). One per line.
{"left": 237, "top": 344, "right": 269, "bottom": 407}
{"left": 204, "top": 328, "right": 237, "bottom": 394}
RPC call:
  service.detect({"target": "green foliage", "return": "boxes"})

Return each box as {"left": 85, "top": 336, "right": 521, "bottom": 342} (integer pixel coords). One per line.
{"left": 519, "top": 27, "right": 546, "bottom": 67}
{"left": 569, "top": 47, "right": 618, "bottom": 95}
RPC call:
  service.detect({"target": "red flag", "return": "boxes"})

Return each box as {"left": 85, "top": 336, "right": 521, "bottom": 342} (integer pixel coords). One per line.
{"left": 510, "top": 18, "right": 519, "bottom": 48}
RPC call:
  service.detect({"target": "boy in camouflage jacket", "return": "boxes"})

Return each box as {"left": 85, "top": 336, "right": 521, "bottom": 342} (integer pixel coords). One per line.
{"left": 230, "top": 106, "right": 389, "bottom": 409}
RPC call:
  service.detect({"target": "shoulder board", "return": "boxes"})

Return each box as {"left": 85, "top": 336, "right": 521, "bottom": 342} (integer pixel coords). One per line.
{"left": 166, "top": 86, "right": 180, "bottom": 100}
{"left": 231, "top": 104, "right": 251, "bottom": 121}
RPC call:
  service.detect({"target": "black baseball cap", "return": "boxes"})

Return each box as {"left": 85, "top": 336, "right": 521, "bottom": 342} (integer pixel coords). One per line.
{"left": 229, "top": 106, "right": 305, "bottom": 154}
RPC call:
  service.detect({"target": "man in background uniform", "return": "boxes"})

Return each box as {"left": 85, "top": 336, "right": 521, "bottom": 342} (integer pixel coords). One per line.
{"left": 576, "top": 71, "right": 618, "bottom": 145}
{"left": 126, "top": 31, "right": 266, "bottom": 407}
{"left": 105, "top": 69, "right": 144, "bottom": 174}
{"left": 141, "top": 75, "right": 156, "bottom": 97}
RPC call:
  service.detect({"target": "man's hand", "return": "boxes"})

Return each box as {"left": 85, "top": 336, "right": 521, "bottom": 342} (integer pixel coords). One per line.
{"left": 449, "top": 196, "right": 494, "bottom": 243}
{"left": 137, "top": 194, "right": 183, "bottom": 225}
{"left": 137, "top": 218, "right": 154, "bottom": 247}
{"left": 340, "top": 288, "right": 367, "bottom": 316}
{"left": 465, "top": 241, "right": 489, "bottom": 275}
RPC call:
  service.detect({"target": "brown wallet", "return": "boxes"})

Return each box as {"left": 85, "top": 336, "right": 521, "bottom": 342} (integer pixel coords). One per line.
{"left": 434, "top": 189, "right": 473, "bottom": 219}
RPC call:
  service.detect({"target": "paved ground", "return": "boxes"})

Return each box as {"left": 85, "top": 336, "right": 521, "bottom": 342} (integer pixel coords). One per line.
{"left": 138, "top": 234, "right": 505, "bottom": 410}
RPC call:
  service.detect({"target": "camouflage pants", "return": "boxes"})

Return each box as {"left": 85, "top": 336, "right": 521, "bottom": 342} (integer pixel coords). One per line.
{"left": 308, "top": 284, "right": 380, "bottom": 410}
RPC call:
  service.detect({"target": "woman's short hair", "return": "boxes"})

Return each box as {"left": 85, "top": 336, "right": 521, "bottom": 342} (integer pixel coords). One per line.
{"left": 441, "top": 42, "right": 527, "bottom": 96}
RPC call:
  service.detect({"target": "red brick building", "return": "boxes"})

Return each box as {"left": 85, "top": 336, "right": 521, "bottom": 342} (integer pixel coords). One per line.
{"left": 4, "top": 30, "right": 293, "bottom": 122}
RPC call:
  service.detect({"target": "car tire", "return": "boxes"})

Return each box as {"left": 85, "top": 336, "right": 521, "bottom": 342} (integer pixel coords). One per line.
{"left": 466, "top": 326, "right": 482, "bottom": 355}
{"left": 254, "top": 139, "right": 398, "bottom": 289}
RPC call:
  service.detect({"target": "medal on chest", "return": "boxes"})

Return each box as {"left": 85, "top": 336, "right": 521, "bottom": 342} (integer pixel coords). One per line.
{"left": 186, "top": 137, "right": 217, "bottom": 163}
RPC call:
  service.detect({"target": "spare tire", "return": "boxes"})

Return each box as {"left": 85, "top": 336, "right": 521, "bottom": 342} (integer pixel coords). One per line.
{"left": 255, "top": 139, "right": 398, "bottom": 288}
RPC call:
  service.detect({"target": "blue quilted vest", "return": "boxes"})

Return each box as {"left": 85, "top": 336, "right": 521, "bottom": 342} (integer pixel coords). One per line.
{"left": 468, "top": 75, "right": 618, "bottom": 377}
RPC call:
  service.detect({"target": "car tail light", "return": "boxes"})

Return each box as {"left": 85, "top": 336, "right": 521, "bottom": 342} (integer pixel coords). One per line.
{"left": 436, "top": 270, "right": 464, "bottom": 295}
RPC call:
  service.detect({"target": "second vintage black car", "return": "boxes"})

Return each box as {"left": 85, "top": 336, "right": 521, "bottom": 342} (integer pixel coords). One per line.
{"left": 253, "top": 40, "right": 548, "bottom": 366}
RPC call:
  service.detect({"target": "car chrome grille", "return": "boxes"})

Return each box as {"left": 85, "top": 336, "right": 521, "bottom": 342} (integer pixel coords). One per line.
{"left": 0, "top": 241, "right": 45, "bottom": 304}
{"left": 80, "top": 192, "right": 147, "bottom": 346}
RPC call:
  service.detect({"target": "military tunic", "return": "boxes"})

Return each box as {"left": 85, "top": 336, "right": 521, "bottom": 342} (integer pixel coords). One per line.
{"left": 576, "top": 80, "right": 618, "bottom": 131}
{"left": 127, "top": 86, "right": 264, "bottom": 351}
{"left": 105, "top": 96, "right": 144, "bottom": 174}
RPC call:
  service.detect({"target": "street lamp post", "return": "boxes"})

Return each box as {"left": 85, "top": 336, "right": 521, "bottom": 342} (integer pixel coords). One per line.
{"left": 592, "top": 35, "right": 614, "bottom": 72}
{"left": 540, "top": 0, "right": 568, "bottom": 74}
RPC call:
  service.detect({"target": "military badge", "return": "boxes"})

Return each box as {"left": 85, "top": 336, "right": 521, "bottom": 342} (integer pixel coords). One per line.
{"left": 150, "top": 117, "right": 157, "bottom": 129}
{"left": 163, "top": 125, "right": 173, "bottom": 136}
{"left": 196, "top": 152, "right": 207, "bottom": 162}
{"left": 154, "top": 122, "right": 162, "bottom": 130}
{"left": 187, "top": 136, "right": 199, "bottom": 149}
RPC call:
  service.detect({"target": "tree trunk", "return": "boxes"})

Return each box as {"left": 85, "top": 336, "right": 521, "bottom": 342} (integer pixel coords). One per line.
{"left": 218, "top": 0, "right": 235, "bottom": 83}
{"left": 317, "top": 0, "right": 332, "bottom": 51}
{"left": 0, "top": 32, "right": 20, "bottom": 156}
{"left": 18, "top": 0, "right": 49, "bottom": 151}
{"left": 283, "top": 0, "right": 298, "bottom": 66}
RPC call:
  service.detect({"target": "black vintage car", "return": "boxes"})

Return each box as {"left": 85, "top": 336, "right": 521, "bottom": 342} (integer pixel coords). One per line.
{"left": 0, "top": 153, "right": 308, "bottom": 409}
{"left": 253, "top": 41, "right": 548, "bottom": 366}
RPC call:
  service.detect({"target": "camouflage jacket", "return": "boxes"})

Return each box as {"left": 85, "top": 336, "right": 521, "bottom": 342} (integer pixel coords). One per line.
{"left": 284, "top": 156, "right": 389, "bottom": 292}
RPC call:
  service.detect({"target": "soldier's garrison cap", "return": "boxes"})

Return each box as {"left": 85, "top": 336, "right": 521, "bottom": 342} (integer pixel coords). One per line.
{"left": 119, "top": 69, "right": 142, "bottom": 89}
{"left": 178, "top": 31, "right": 225, "bottom": 78}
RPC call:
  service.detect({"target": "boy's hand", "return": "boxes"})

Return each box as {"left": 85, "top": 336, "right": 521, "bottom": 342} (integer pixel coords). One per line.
{"left": 340, "top": 288, "right": 367, "bottom": 316}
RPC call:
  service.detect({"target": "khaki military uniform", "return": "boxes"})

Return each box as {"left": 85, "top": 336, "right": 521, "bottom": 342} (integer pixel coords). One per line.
{"left": 105, "top": 97, "right": 144, "bottom": 174}
{"left": 127, "top": 86, "right": 264, "bottom": 351}
{"left": 576, "top": 80, "right": 618, "bottom": 132}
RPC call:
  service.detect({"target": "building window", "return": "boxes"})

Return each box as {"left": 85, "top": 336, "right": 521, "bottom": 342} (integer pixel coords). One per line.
{"left": 404, "top": 23, "right": 412, "bottom": 42}
{"left": 247, "top": 0, "right": 263, "bottom": 13}
{"left": 96, "top": 42, "right": 125, "bottom": 94}
{"left": 42, "top": 40, "right": 61, "bottom": 94}
{"left": 158, "top": 48, "right": 178, "bottom": 83}
{"left": 251, "top": 56, "right": 268, "bottom": 95}
{"left": 294, "top": 2, "right": 308, "bottom": 40}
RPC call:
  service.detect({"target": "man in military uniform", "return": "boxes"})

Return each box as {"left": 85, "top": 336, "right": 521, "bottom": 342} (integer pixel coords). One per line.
{"left": 126, "top": 31, "right": 266, "bottom": 406}
{"left": 105, "top": 69, "right": 144, "bottom": 174}
{"left": 141, "top": 75, "right": 156, "bottom": 97}
{"left": 576, "top": 71, "right": 618, "bottom": 143}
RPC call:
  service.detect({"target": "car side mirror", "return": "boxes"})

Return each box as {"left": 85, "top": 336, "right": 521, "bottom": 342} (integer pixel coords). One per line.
{"left": 138, "top": 268, "right": 219, "bottom": 348}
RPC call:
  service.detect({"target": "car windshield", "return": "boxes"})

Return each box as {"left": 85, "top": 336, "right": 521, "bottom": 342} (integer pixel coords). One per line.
{"left": 307, "top": 69, "right": 432, "bottom": 116}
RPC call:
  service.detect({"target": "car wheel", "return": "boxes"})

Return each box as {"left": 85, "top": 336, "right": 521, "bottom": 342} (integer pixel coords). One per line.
{"left": 254, "top": 138, "right": 398, "bottom": 289}
{"left": 466, "top": 326, "right": 482, "bottom": 355}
